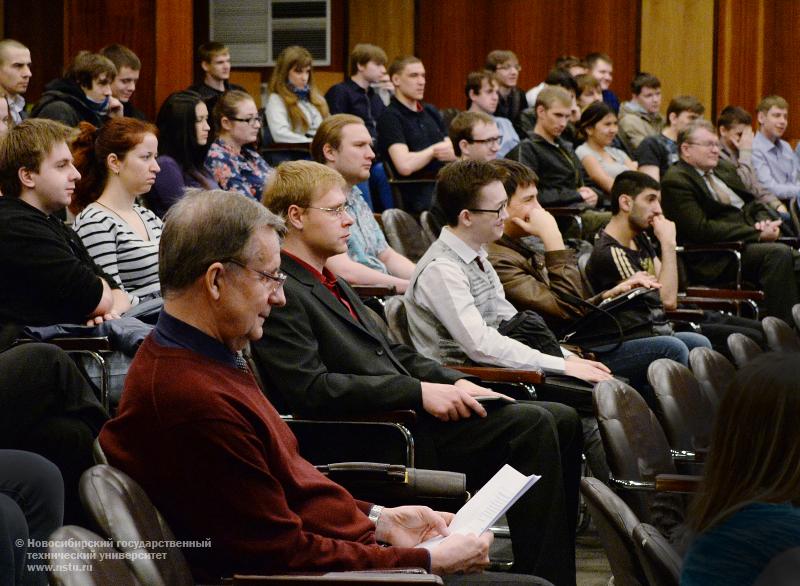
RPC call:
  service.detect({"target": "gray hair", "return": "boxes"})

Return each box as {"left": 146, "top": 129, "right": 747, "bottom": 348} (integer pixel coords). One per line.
{"left": 677, "top": 119, "right": 715, "bottom": 149}
{"left": 159, "top": 188, "right": 285, "bottom": 295}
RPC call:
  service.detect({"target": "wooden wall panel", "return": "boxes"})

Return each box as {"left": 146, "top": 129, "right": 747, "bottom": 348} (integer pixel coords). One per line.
{"left": 640, "top": 0, "right": 714, "bottom": 121}
{"left": 64, "top": 0, "right": 158, "bottom": 119}
{"left": 3, "top": 0, "right": 64, "bottom": 108}
{"left": 715, "top": 0, "right": 800, "bottom": 142}
{"left": 416, "top": 0, "right": 639, "bottom": 111}
{"left": 155, "top": 0, "right": 194, "bottom": 113}
{"left": 348, "top": 0, "right": 414, "bottom": 63}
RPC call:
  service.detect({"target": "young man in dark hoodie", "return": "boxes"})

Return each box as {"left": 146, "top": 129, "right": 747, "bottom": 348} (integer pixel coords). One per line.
{"left": 32, "top": 51, "right": 123, "bottom": 127}
{"left": 100, "top": 43, "right": 147, "bottom": 121}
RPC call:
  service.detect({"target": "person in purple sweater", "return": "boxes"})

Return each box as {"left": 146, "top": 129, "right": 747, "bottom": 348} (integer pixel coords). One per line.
{"left": 147, "top": 90, "right": 218, "bottom": 217}
{"left": 99, "top": 189, "right": 538, "bottom": 584}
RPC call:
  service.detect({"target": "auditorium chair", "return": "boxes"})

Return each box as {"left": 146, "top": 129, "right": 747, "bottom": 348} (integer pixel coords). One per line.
{"left": 593, "top": 379, "right": 700, "bottom": 540}
{"left": 631, "top": 523, "right": 682, "bottom": 586}
{"left": 80, "top": 465, "right": 445, "bottom": 585}
{"left": 761, "top": 316, "right": 800, "bottom": 352}
{"left": 580, "top": 477, "right": 648, "bottom": 586}
{"left": 256, "top": 108, "right": 312, "bottom": 166}
{"left": 726, "top": 332, "right": 763, "bottom": 368}
{"left": 380, "top": 208, "right": 433, "bottom": 262}
{"left": 687, "top": 346, "right": 735, "bottom": 410}
{"left": 793, "top": 303, "right": 800, "bottom": 331}
{"left": 419, "top": 210, "right": 439, "bottom": 244}
{"left": 48, "top": 525, "right": 140, "bottom": 586}
{"left": 646, "top": 359, "right": 713, "bottom": 454}
{"left": 381, "top": 160, "right": 437, "bottom": 213}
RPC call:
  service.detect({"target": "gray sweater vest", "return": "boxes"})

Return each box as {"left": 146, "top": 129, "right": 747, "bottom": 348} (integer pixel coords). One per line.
{"left": 404, "top": 237, "right": 504, "bottom": 365}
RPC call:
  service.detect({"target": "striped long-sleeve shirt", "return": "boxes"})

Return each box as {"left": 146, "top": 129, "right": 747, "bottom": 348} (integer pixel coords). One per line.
{"left": 73, "top": 203, "right": 162, "bottom": 304}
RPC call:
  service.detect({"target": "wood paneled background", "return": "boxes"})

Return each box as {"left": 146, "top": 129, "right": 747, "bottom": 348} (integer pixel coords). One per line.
{"left": 3, "top": 0, "right": 800, "bottom": 141}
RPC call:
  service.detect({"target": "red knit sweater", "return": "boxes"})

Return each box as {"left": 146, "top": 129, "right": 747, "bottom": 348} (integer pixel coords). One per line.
{"left": 100, "top": 336, "right": 430, "bottom": 580}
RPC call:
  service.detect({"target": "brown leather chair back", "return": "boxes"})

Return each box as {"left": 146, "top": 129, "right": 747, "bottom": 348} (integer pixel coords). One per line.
{"left": 593, "top": 379, "right": 677, "bottom": 523}
{"left": 419, "top": 211, "right": 440, "bottom": 243}
{"left": 79, "top": 465, "right": 194, "bottom": 586}
{"left": 384, "top": 296, "right": 414, "bottom": 347}
{"left": 647, "top": 359, "right": 713, "bottom": 452}
{"left": 632, "top": 523, "right": 682, "bottom": 586}
{"left": 580, "top": 477, "right": 646, "bottom": 586}
{"left": 48, "top": 525, "right": 140, "bottom": 585}
{"left": 688, "top": 347, "right": 735, "bottom": 411}
{"left": 381, "top": 209, "right": 431, "bottom": 262}
{"left": 727, "top": 332, "right": 763, "bottom": 368}
{"left": 762, "top": 316, "right": 800, "bottom": 352}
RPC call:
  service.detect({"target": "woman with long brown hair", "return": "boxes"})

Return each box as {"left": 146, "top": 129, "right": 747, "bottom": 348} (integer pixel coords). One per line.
{"left": 265, "top": 45, "right": 329, "bottom": 143}
{"left": 71, "top": 118, "right": 162, "bottom": 304}
{"left": 681, "top": 352, "right": 800, "bottom": 585}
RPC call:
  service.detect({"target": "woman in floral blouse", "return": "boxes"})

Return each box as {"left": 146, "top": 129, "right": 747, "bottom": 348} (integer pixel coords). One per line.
{"left": 205, "top": 90, "right": 272, "bottom": 200}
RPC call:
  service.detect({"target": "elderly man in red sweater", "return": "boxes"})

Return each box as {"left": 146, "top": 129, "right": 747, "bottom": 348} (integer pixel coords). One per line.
{"left": 99, "top": 188, "right": 540, "bottom": 584}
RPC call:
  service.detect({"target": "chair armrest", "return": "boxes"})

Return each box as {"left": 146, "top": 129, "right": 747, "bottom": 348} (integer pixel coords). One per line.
{"left": 665, "top": 309, "right": 705, "bottom": 321}
{"left": 261, "top": 142, "right": 311, "bottom": 152}
{"left": 232, "top": 571, "right": 442, "bottom": 584}
{"left": 316, "top": 462, "right": 407, "bottom": 482}
{"left": 352, "top": 284, "right": 397, "bottom": 298}
{"left": 447, "top": 365, "right": 545, "bottom": 384}
{"left": 677, "top": 241, "right": 746, "bottom": 252}
{"left": 293, "top": 410, "right": 417, "bottom": 426}
{"left": 546, "top": 207, "right": 585, "bottom": 216}
{"left": 683, "top": 287, "right": 765, "bottom": 301}
{"left": 777, "top": 237, "right": 800, "bottom": 247}
{"left": 15, "top": 336, "right": 113, "bottom": 351}
{"left": 654, "top": 473, "right": 702, "bottom": 493}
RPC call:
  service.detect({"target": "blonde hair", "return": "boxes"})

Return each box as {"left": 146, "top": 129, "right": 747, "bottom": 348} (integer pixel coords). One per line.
{"left": 310, "top": 113, "right": 364, "bottom": 163}
{"left": 688, "top": 353, "right": 800, "bottom": 534}
{"left": 267, "top": 46, "right": 329, "bottom": 134}
{"left": 262, "top": 160, "right": 345, "bottom": 216}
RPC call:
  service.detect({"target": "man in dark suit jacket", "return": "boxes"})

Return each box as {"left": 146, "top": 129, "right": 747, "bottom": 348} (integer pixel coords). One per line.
{"left": 254, "top": 160, "right": 583, "bottom": 585}
{"left": 661, "top": 119, "right": 800, "bottom": 322}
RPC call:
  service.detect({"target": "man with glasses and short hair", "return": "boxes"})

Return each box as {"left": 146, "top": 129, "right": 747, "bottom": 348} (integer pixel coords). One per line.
{"left": 254, "top": 159, "right": 582, "bottom": 585}
{"left": 466, "top": 71, "right": 519, "bottom": 158}
{"left": 403, "top": 159, "right": 612, "bottom": 384}
{"left": 661, "top": 119, "right": 800, "bottom": 322}
{"left": 485, "top": 50, "right": 528, "bottom": 136}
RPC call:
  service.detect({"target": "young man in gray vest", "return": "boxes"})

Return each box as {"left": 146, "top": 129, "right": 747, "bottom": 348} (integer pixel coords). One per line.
{"left": 403, "top": 159, "right": 612, "bottom": 383}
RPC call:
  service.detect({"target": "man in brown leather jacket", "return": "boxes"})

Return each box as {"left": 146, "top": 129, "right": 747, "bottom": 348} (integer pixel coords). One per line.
{"left": 486, "top": 159, "right": 714, "bottom": 402}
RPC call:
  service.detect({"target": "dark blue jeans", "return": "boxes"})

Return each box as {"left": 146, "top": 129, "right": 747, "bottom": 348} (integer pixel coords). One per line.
{"left": 594, "top": 332, "right": 712, "bottom": 408}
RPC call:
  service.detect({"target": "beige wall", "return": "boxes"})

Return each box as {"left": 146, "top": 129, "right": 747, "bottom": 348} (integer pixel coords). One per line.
{"left": 640, "top": 0, "right": 715, "bottom": 116}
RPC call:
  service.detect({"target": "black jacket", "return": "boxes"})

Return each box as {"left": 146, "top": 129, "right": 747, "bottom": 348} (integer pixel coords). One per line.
{"left": 506, "top": 134, "right": 601, "bottom": 207}
{"left": 31, "top": 78, "right": 105, "bottom": 127}
{"left": 252, "top": 252, "right": 466, "bottom": 417}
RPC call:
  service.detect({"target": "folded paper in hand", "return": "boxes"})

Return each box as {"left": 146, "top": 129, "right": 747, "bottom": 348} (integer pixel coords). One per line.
{"left": 416, "top": 464, "right": 540, "bottom": 550}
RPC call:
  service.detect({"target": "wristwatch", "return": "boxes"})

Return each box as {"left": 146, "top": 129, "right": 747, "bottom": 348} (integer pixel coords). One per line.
{"left": 368, "top": 504, "right": 384, "bottom": 526}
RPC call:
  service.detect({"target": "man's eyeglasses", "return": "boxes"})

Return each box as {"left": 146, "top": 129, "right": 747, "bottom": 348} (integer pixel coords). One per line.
{"left": 467, "top": 136, "right": 503, "bottom": 146}
{"left": 229, "top": 116, "right": 262, "bottom": 127}
{"left": 467, "top": 201, "right": 508, "bottom": 218}
{"left": 305, "top": 203, "right": 350, "bottom": 217}
{"left": 223, "top": 258, "right": 287, "bottom": 293}
{"left": 687, "top": 141, "right": 720, "bottom": 149}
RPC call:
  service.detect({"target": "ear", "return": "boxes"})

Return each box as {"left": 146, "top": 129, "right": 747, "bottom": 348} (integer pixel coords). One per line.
{"left": 106, "top": 153, "right": 121, "bottom": 175}
{"left": 390, "top": 73, "right": 400, "bottom": 87}
{"left": 458, "top": 208, "right": 472, "bottom": 227}
{"left": 203, "top": 262, "right": 225, "bottom": 301}
{"left": 18, "top": 167, "right": 36, "bottom": 189}
{"left": 757, "top": 111, "right": 766, "bottom": 126}
{"left": 220, "top": 116, "right": 234, "bottom": 132}
{"left": 458, "top": 138, "right": 470, "bottom": 155}
{"left": 618, "top": 194, "right": 633, "bottom": 213}
{"left": 285, "top": 203, "right": 306, "bottom": 230}
{"left": 468, "top": 89, "right": 478, "bottom": 102}
{"left": 322, "top": 142, "right": 337, "bottom": 164}
{"left": 201, "top": 61, "right": 210, "bottom": 74}
{"left": 536, "top": 104, "right": 546, "bottom": 118}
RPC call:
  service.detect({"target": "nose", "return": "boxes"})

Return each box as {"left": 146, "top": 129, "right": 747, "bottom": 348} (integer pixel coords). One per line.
{"left": 366, "top": 145, "right": 375, "bottom": 160}
{"left": 269, "top": 286, "right": 287, "bottom": 307}
{"left": 23, "top": 66, "right": 31, "bottom": 78}
{"left": 152, "top": 159, "right": 161, "bottom": 173}
{"left": 70, "top": 164, "right": 81, "bottom": 181}
{"left": 103, "top": 86, "right": 111, "bottom": 96}
{"left": 342, "top": 210, "right": 355, "bottom": 227}
{"left": 202, "top": 120, "right": 211, "bottom": 131}
{"left": 499, "top": 206, "right": 509, "bottom": 221}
